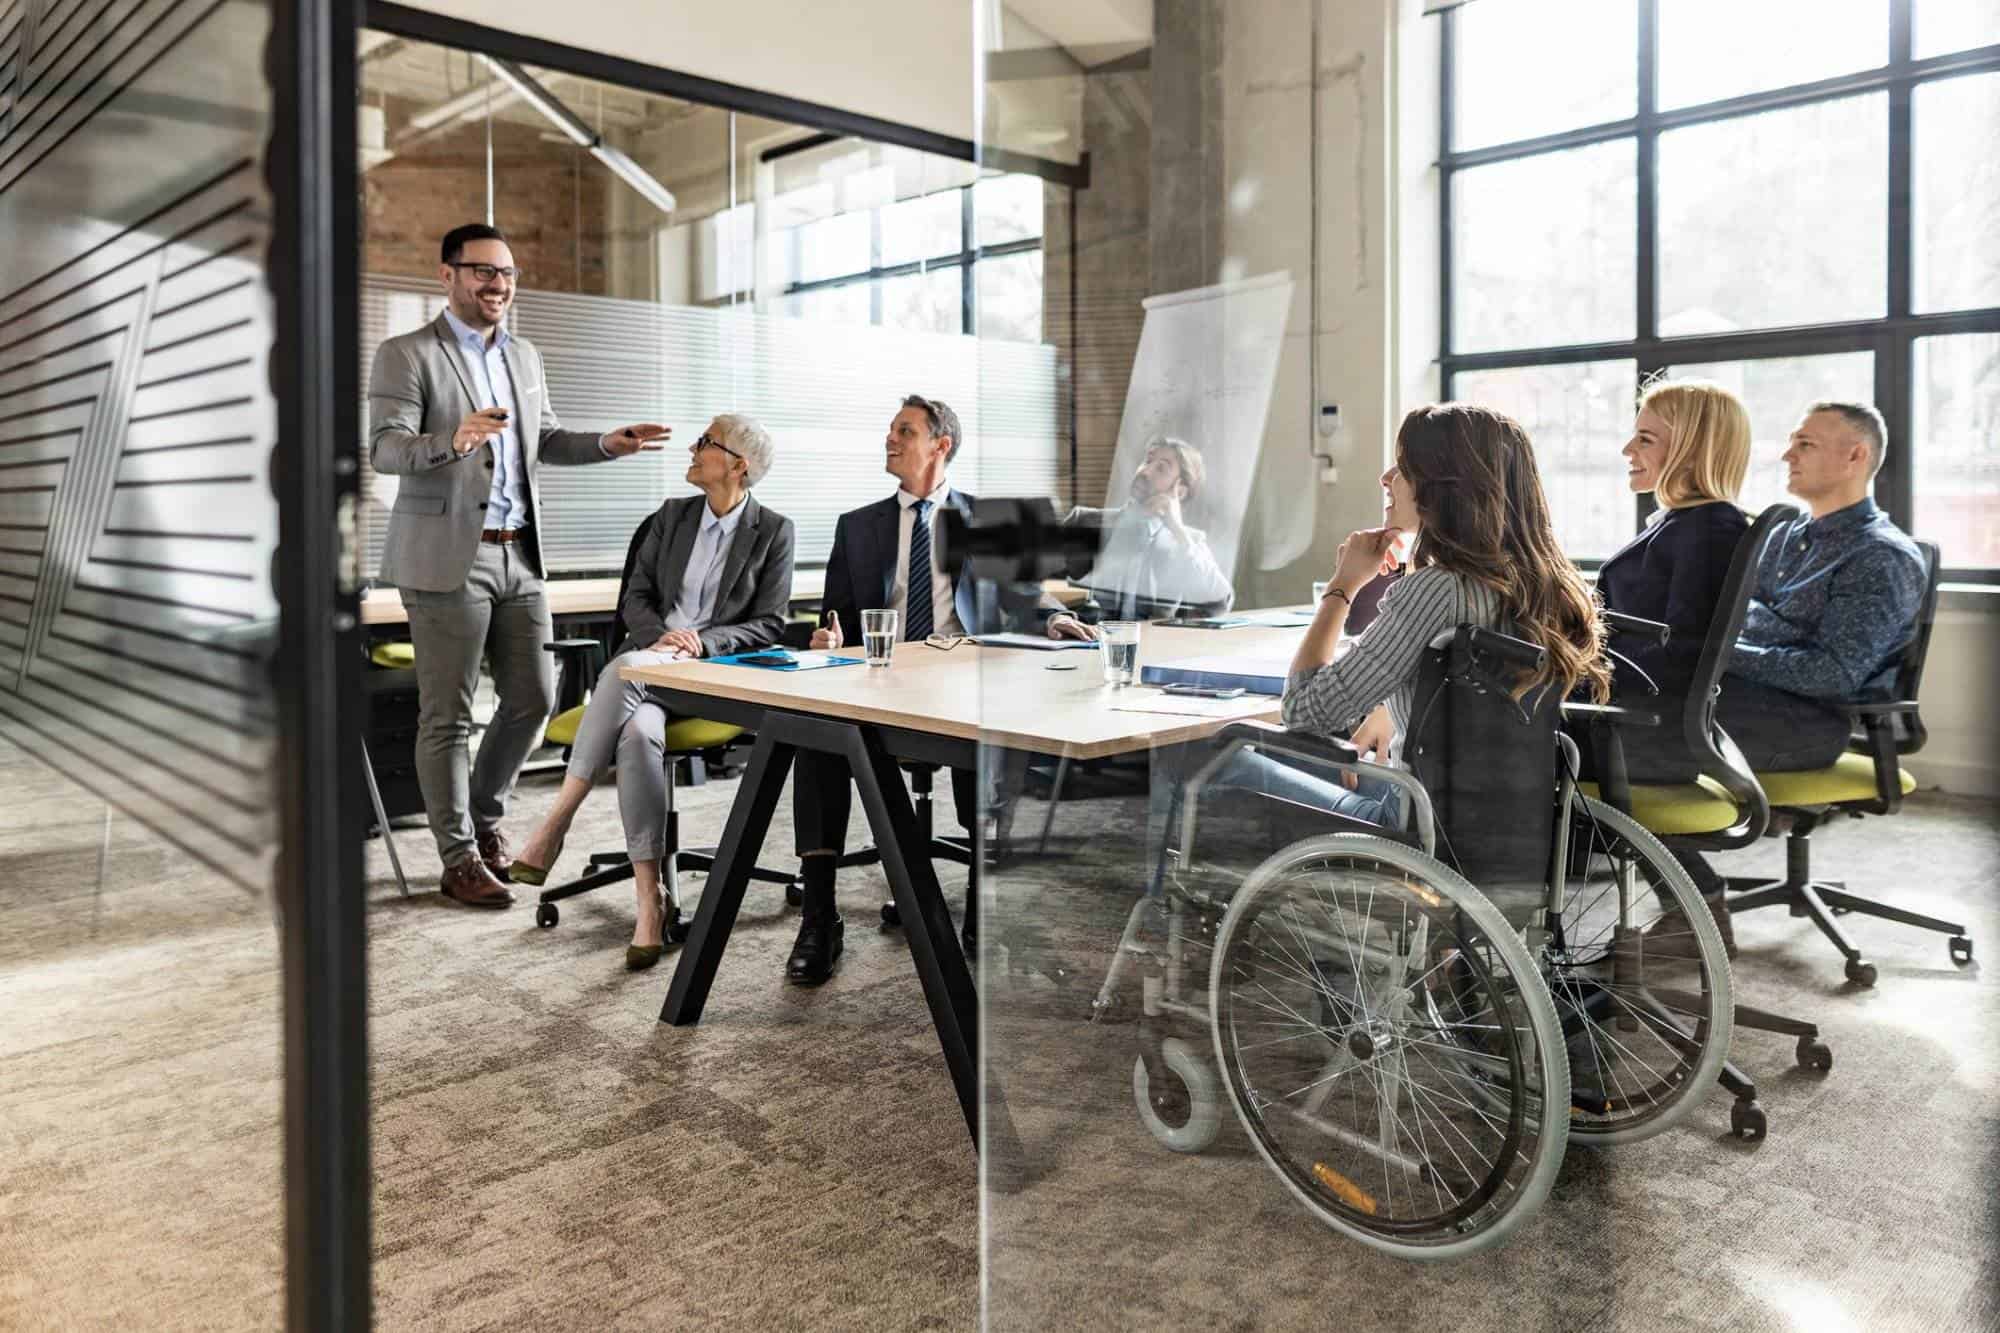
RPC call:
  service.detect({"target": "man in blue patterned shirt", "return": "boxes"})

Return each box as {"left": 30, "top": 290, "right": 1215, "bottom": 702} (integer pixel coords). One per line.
{"left": 1680, "top": 402, "right": 1926, "bottom": 900}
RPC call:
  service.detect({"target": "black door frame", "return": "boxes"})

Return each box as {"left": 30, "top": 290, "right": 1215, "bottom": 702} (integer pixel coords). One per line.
{"left": 269, "top": 0, "right": 371, "bottom": 1327}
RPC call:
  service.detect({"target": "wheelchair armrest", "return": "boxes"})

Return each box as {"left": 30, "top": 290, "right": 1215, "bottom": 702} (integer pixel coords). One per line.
{"left": 1561, "top": 701, "right": 1663, "bottom": 729}
{"left": 1602, "top": 611, "right": 1670, "bottom": 644}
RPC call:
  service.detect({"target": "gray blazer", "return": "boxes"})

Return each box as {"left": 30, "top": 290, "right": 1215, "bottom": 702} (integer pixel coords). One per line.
{"left": 620, "top": 493, "right": 796, "bottom": 660}
{"left": 368, "top": 313, "right": 609, "bottom": 591}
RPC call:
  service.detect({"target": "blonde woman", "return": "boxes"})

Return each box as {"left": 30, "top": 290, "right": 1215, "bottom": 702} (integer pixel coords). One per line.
{"left": 1596, "top": 377, "right": 1752, "bottom": 776}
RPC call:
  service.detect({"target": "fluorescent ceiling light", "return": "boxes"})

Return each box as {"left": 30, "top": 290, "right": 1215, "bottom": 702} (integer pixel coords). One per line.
{"left": 476, "top": 57, "right": 677, "bottom": 214}
{"left": 591, "top": 143, "right": 679, "bottom": 214}
{"left": 480, "top": 57, "right": 593, "bottom": 146}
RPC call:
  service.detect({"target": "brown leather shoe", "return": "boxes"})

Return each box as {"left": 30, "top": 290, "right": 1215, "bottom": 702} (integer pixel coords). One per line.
{"left": 441, "top": 857, "right": 515, "bottom": 909}
{"left": 476, "top": 828, "right": 513, "bottom": 882}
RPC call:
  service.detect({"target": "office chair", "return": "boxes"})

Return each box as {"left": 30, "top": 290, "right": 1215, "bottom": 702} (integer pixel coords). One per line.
{"left": 1723, "top": 541, "right": 1972, "bottom": 987}
{"left": 1573, "top": 503, "right": 1830, "bottom": 1140}
{"left": 534, "top": 512, "right": 798, "bottom": 930}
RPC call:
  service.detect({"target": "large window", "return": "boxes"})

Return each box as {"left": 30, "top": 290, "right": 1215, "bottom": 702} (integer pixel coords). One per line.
{"left": 1441, "top": 0, "right": 2000, "bottom": 577}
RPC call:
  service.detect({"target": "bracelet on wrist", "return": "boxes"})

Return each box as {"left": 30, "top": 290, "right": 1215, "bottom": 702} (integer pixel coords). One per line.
{"left": 1322, "top": 586, "right": 1353, "bottom": 607}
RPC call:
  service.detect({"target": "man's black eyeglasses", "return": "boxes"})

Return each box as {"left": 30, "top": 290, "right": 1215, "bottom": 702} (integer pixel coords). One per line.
{"left": 449, "top": 262, "right": 520, "bottom": 282}
{"left": 694, "top": 433, "right": 743, "bottom": 460}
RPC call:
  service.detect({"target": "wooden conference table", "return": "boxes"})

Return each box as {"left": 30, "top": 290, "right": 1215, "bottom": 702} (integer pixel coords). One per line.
{"left": 621, "top": 615, "right": 1309, "bottom": 1151}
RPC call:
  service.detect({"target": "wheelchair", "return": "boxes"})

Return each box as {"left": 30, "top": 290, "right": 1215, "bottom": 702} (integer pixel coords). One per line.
{"left": 1091, "top": 626, "right": 1736, "bottom": 1259}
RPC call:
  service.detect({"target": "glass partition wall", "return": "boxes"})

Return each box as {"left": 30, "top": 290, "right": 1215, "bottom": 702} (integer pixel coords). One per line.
{"left": 976, "top": 2, "right": 1996, "bottom": 1330}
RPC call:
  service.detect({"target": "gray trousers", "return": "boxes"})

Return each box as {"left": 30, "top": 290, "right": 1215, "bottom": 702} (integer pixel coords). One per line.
{"left": 402, "top": 541, "right": 556, "bottom": 867}
{"left": 564, "top": 649, "right": 684, "bottom": 864}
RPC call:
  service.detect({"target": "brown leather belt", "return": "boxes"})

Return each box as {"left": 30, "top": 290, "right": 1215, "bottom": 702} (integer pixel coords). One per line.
{"left": 480, "top": 528, "right": 523, "bottom": 544}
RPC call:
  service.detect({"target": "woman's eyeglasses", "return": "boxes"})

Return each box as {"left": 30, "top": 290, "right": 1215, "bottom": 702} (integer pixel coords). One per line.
{"left": 922, "top": 634, "right": 967, "bottom": 651}
{"left": 693, "top": 433, "right": 743, "bottom": 459}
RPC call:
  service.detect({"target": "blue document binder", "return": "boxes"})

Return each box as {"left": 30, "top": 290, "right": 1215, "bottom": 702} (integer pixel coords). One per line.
{"left": 1138, "top": 655, "right": 1291, "bottom": 696}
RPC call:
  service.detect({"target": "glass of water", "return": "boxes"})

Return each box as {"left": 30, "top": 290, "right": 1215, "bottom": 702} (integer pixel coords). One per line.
{"left": 861, "top": 608, "right": 899, "bottom": 667}
{"left": 1100, "top": 619, "right": 1142, "bottom": 687}
{"left": 1312, "top": 580, "right": 1330, "bottom": 605}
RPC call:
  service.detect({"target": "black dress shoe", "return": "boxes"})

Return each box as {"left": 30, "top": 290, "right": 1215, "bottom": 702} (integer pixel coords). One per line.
{"left": 787, "top": 913, "right": 844, "bottom": 985}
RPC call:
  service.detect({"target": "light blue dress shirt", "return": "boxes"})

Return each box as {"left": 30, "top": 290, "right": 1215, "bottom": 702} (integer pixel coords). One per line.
{"left": 664, "top": 498, "right": 746, "bottom": 632}
{"left": 441, "top": 306, "right": 530, "bottom": 531}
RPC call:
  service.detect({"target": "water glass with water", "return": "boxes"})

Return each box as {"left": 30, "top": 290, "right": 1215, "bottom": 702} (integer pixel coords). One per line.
{"left": 861, "top": 608, "right": 899, "bottom": 667}
{"left": 1312, "top": 580, "right": 1330, "bottom": 606}
{"left": 1100, "top": 620, "right": 1142, "bottom": 687}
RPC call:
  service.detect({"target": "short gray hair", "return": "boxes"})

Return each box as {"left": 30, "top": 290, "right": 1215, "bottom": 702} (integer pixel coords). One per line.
{"left": 713, "top": 412, "right": 774, "bottom": 486}
{"left": 1806, "top": 399, "right": 1888, "bottom": 477}
{"left": 902, "top": 393, "right": 963, "bottom": 461}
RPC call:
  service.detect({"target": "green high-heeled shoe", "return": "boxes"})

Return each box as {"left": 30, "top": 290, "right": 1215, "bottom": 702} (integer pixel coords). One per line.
{"left": 506, "top": 835, "right": 564, "bottom": 887}
{"left": 625, "top": 942, "right": 665, "bottom": 971}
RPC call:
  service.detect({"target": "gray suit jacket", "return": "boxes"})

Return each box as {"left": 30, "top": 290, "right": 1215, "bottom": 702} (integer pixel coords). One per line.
{"left": 620, "top": 494, "right": 796, "bottom": 659}
{"left": 368, "top": 313, "right": 609, "bottom": 591}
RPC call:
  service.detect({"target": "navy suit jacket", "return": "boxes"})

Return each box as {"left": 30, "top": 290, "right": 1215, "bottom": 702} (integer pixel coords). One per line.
{"left": 1597, "top": 500, "right": 1749, "bottom": 701}
{"left": 818, "top": 489, "right": 1047, "bottom": 644}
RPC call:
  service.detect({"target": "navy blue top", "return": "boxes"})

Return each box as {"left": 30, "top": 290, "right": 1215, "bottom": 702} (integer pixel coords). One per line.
{"left": 1597, "top": 500, "right": 1749, "bottom": 702}
{"left": 1731, "top": 497, "right": 1925, "bottom": 701}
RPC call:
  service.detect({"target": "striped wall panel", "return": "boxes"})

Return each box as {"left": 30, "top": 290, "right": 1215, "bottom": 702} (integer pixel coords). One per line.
{"left": 359, "top": 276, "right": 1065, "bottom": 576}
{"left": 0, "top": 0, "right": 276, "bottom": 892}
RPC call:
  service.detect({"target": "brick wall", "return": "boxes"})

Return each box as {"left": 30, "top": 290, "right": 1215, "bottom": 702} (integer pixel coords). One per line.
{"left": 362, "top": 106, "right": 610, "bottom": 293}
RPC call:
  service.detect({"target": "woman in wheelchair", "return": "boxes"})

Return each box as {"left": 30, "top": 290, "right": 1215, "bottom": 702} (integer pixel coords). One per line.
{"left": 1117, "top": 403, "right": 1736, "bottom": 1259}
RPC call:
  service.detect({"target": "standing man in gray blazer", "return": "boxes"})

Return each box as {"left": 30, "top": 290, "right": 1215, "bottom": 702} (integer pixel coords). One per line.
{"left": 369, "top": 223, "right": 669, "bottom": 908}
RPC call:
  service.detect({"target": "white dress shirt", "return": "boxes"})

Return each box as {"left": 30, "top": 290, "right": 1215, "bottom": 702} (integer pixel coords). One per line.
{"left": 888, "top": 480, "right": 964, "bottom": 637}
{"left": 664, "top": 496, "right": 746, "bottom": 632}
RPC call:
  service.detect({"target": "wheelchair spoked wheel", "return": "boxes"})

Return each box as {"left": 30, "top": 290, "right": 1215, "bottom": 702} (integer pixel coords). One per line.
{"left": 1542, "top": 797, "right": 1734, "bottom": 1146}
{"left": 1210, "top": 834, "right": 1568, "bottom": 1260}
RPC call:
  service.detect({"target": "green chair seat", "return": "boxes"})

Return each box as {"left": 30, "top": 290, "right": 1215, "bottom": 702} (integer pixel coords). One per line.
{"left": 369, "top": 641, "right": 415, "bottom": 669}
{"left": 1757, "top": 752, "right": 1915, "bottom": 809}
{"left": 544, "top": 706, "right": 742, "bottom": 753}
{"left": 1578, "top": 774, "right": 1741, "bottom": 837}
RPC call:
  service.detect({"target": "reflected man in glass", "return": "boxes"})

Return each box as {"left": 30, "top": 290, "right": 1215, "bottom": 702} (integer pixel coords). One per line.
{"left": 1066, "top": 437, "right": 1234, "bottom": 620}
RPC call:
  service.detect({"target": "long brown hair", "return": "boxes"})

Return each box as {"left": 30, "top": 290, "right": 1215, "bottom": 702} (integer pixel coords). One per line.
{"left": 1395, "top": 403, "right": 1609, "bottom": 702}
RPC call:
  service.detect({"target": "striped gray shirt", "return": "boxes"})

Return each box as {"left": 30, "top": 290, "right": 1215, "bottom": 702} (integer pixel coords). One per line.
{"left": 1282, "top": 566, "right": 1504, "bottom": 767}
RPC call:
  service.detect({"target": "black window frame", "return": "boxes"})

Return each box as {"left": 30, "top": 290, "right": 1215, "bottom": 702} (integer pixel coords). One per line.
{"left": 1439, "top": 0, "right": 2000, "bottom": 582}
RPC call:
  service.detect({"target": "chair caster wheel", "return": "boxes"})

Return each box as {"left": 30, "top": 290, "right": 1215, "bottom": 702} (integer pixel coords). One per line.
{"left": 1844, "top": 957, "right": 1877, "bottom": 987}
{"left": 1795, "top": 1036, "right": 1832, "bottom": 1072}
{"left": 785, "top": 881, "right": 803, "bottom": 909}
{"left": 1730, "top": 1100, "right": 1767, "bottom": 1141}
{"left": 535, "top": 902, "right": 558, "bottom": 929}
{"left": 1949, "top": 935, "right": 1973, "bottom": 966}
{"left": 881, "top": 902, "right": 901, "bottom": 928}
{"left": 666, "top": 909, "right": 690, "bottom": 945}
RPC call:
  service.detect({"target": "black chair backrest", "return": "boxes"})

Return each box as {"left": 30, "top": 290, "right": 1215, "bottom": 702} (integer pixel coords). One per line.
{"left": 1404, "top": 625, "right": 1563, "bottom": 886}
{"left": 1675, "top": 503, "right": 1794, "bottom": 827}
{"left": 1883, "top": 541, "right": 1942, "bottom": 755}
{"left": 608, "top": 508, "right": 661, "bottom": 650}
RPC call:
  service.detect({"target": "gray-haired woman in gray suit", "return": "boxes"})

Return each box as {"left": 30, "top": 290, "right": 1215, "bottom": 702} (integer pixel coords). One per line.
{"left": 509, "top": 413, "right": 795, "bottom": 969}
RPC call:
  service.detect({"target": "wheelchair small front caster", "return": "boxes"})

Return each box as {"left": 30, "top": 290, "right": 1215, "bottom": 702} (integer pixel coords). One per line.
{"left": 1795, "top": 1036, "right": 1833, "bottom": 1073}
{"left": 881, "top": 902, "right": 901, "bottom": 928}
{"left": 784, "top": 881, "right": 803, "bottom": 908}
{"left": 1133, "top": 1038, "right": 1221, "bottom": 1154}
{"left": 535, "top": 902, "right": 558, "bottom": 929}
{"left": 1844, "top": 957, "right": 1877, "bottom": 988}
{"left": 1949, "top": 935, "right": 1973, "bottom": 966}
{"left": 1730, "top": 1099, "right": 1767, "bottom": 1141}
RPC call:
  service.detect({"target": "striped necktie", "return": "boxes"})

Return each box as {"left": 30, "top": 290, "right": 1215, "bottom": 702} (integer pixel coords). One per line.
{"left": 905, "top": 498, "right": 934, "bottom": 641}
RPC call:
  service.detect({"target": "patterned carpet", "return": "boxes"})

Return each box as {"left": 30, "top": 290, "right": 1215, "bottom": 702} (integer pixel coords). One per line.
{"left": 2, "top": 732, "right": 1995, "bottom": 1330}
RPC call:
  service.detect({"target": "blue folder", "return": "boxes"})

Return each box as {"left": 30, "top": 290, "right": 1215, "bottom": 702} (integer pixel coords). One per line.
{"left": 1138, "top": 654, "right": 1292, "bottom": 696}
{"left": 708, "top": 650, "right": 865, "bottom": 671}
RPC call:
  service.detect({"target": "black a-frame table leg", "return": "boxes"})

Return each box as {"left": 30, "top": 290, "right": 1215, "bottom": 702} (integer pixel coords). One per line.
{"left": 663, "top": 728, "right": 796, "bottom": 1026}
{"left": 657, "top": 709, "right": 1016, "bottom": 1158}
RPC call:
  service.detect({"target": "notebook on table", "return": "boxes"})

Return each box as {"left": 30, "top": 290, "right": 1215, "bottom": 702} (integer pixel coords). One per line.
{"left": 1138, "top": 655, "right": 1292, "bottom": 696}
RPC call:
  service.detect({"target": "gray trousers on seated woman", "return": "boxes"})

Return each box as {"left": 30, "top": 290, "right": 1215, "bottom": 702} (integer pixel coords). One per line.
{"left": 1146, "top": 746, "right": 1406, "bottom": 892}
{"left": 562, "top": 648, "right": 688, "bottom": 864}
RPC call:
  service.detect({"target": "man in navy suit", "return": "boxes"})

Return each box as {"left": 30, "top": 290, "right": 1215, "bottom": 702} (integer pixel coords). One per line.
{"left": 786, "top": 394, "right": 1091, "bottom": 984}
